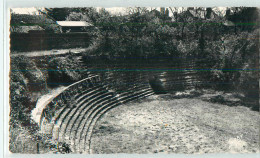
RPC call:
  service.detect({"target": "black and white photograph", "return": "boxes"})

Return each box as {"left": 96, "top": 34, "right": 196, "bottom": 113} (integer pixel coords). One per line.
{"left": 9, "top": 7, "right": 259, "bottom": 154}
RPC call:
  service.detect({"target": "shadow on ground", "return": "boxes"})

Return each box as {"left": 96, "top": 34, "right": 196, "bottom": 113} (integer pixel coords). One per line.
{"left": 157, "top": 89, "right": 259, "bottom": 111}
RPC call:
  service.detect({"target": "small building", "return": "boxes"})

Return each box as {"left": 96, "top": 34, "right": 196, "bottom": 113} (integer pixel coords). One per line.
{"left": 56, "top": 21, "right": 93, "bottom": 33}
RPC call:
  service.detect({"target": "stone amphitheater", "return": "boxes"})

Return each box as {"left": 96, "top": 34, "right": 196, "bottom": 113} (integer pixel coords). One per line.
{"left": 37, "top": 59, "right": 201, "bottom": 153}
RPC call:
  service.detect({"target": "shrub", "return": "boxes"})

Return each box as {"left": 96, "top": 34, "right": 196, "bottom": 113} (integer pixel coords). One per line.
{"left": 11, "top": 56, "right": 47, "bottom": 91}
{"left": 47, "top": 55, "right": 84, "bottom": 86}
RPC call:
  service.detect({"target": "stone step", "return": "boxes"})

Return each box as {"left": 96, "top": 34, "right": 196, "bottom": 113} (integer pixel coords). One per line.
{"left": 71, "top": 84, "right": 150, "bottom": 141}
{"left": 47, "top": 75, "right": 102, "bottom": 123}
{"left": 56, "top": 88, "right": 110, "bottom": 140}
{"left": 73, "top": 95, "right": 119, "bottom": 152}
{"left": 52, "top": 85, "right": 105, "bottom": 126}
{"left": 52, "top": 86, "right": 109, "bottom": 140}
{"left": 75, "top": 86, "right": 108, "bottom": 105}
{"left": 67, "top": 92, "right": 115, "bottom": 143}
{"left": 74, "top": 86, "right": 153, "bottom": 152}
{"left": 82, "top": 89, "right": 154, "bottom": 153}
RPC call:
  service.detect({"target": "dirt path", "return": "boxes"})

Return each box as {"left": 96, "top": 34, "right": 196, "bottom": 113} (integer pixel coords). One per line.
{"left": 91, "top": 94, "right": 259, "bottom": 154}
{"left": 11, "top": 48, "right": 88, "bottom": 57}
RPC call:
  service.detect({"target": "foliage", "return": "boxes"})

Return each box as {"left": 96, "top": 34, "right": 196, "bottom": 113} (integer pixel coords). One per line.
{"left": 47, "top": 55, "right": 84, "bottom": 86}
{"left": 9, "top": 70, "right": 31, "bottom": 127}
{"left": 9, "top": 123, "right": 36, "bottom": 153}
{"left": 66, "top": 12, "right": 91, "bottom": 21}
{"left": 42, "top": 138, "right": 72, "bottom": 153}
{"left": 44, "top": 8, "right": 75, "bottom": 21}
{"left": 11, "top": 56, "right": 47, "bottom": 91}
{"left": 10, "top": 56, "right": 47, "bottom": 130}
{"left": 10, "top": 13, "right": 60, "bottom": 33}
{"left": 177, "top": 40, "right": 198, "bottom": 57}
{"left": 86, "top": 7, "right": 258, "bottom": 98}
{"left": 44, "top": 7, "right": 99, "bottom": 22}
{"left": 226, "top": 7, "right": 259, "bottom": 32}
{"left": 200, "top": 31, "right": 258, "bottom": 87}
{"left": 9, "top": 7, "right": 260, "bottom": 153}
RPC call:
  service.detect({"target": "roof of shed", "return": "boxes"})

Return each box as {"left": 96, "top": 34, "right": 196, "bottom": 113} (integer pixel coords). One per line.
{"left": 56, "top": 21, "right": 93, "bottom": 27}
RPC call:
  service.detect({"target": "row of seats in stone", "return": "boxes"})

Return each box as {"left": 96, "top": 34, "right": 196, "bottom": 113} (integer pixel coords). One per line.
{"left": 165, "top": 82, "right": 200, "bottom": 91}
{"left": 98, "top": 60, "right": 197, "bottom": 69}
{"left": 54, "top": 75, "right": 153, "bottom": 153}
{"left": 53, "top": 84, "right": 112, "bottom": 141}
{"left": 42, "top": 61, "right": 197, "bottom": 131}
{"left": 100, "top": 68, "right": 199, "bottom": 92}
{"left": 57, "top": 81, "right": 152, "bottom": 152}
{"left": 103, "top": 71, "right": 149, "bottom": 93}
{"left": 159, "top": 70, "right": 200, "bottom": 90}
{"left": 43, "top": 72, "right": 152, "bottom": 153}
{"left": 83, "top": 60, "right": 197, "bottom": 74}
{"left": 40, "top": 75, "right": 101, "bottom": 134}
{"left": 85, "top": 84, "right": 155, "bottom": 154}
{"left": 97, "top": 61, "right": 199, "bottom": 89}
{"left": 55, "top": 63, "right": 199, "bottom": 152}
{"left": 94, "top": 63, "right": 198, "bottom": 91}
{"left": 51, "top": 76, "right": 104, "bottom": 124}
{"left": 50, "top": 76, "right": 106, "bottom": 138}
{"left": 51, "top": 72, "right": 147, "bottom": 139}
{"left": 163, "top": 78, "right": 200, "bottom": 85}
{"left": 102, "top": 70, "right": 199, "bottom": 93}
{"left": 73, "top": 82, "right": 154, "bottom": 153}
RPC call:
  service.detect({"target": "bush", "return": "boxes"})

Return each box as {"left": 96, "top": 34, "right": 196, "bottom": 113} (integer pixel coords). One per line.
{"left": 11, "top": 56, "right": 47, "bottom": 91}
{"left": 238, "top": 62, "right": 259, "bottom": 111}
{"left": 47, "top": 55, "right": 84, "bottom": 86}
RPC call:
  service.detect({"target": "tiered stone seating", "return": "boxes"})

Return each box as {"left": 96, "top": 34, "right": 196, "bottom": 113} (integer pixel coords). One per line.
{"left": 161, "top": 61, "right": 199, "bottom": 91}
{"left": 75, "top": 85, "right": 153, "bottom": 152}
{"left": 39, "top": 59, "right": 202, "bottom": 153}
{"left": 40, "top": 75, "right": 101, "bottom": 135}
{"left": 67, "top": 92, "right": 115, "bottom": 145}
{"left": 39, "top": 71, "right": 154, "bottom": 153}
{"left": 52, "top": 75, "right": 103, "bottom": 140}
{"left": 53, "top": 85, "right": 108, "bottom": 140}
{"left": 76, "top": 84, "right": 153, "bottom": 153}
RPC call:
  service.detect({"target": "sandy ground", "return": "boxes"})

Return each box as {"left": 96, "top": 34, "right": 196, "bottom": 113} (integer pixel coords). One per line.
{"left": 91, "top": 94, "right": 259, "bottom": 154}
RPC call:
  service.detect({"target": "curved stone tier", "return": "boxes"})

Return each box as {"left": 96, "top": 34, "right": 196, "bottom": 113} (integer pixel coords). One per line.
{"left": 39, "top": 74, "right": 154, "bottom": 153}
{"left": 39, "top": 59, "right": 201, "bottom": 153}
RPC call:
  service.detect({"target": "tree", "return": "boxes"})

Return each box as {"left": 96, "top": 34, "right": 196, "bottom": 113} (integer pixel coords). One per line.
{"left": 44, "top": 8, "right": 75, "bottom": 21}
{"left": 226, "top": 7, "right": 259, "bottom": 32}
{"left": 41, "top": 7, "right": 99, "bottom": 23}
{"left": 66, "top": 12, "right": 91, "bottom": 21}
{"left": 79, "top": 7, "right": 99, "bottom": 23}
